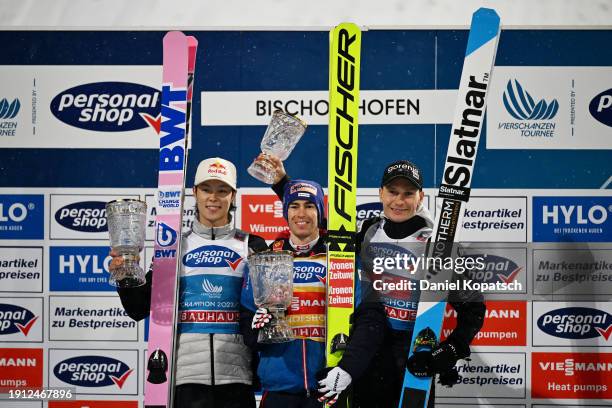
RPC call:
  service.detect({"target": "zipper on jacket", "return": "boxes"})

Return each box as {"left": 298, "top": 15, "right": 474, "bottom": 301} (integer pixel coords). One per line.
{"left": 302, "top": 339, "right": 309, "bottom": 397}
{"left": 210, "top": 333, "right": 216, "bottom": 385}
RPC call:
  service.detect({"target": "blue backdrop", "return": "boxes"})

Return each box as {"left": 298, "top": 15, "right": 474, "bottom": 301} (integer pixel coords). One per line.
{"left": 1, "top": 29, "right": 611, "bottom": 189}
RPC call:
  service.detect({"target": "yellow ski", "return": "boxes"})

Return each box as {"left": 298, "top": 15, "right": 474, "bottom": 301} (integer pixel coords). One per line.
{"left": 326, "top": 22, "right": 361, "bottom": 376}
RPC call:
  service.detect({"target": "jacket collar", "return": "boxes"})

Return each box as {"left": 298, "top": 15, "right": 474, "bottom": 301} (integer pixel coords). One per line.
{"left": 192, "top": 217, "right": 234, "bottom": 240}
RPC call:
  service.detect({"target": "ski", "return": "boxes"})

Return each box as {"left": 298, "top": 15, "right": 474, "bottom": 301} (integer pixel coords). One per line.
{"left": 398, "top": 8, "right": 500, "bottom": 408}
{"left": 144, "top": 31, "right": 198, "bottom": 408}
{"left": 325, "top": 21, "right": 361, "bottom": 405}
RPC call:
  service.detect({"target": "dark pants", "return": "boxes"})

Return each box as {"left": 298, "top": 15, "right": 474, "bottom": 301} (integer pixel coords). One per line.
{"left": 259, "top": 391, "right": 323, "bottom": 408}
{"left": 173, "top": 383, "right": 256, "bottom": 408}
{"left": 353, "top": 330, "right": 435, "bottom": 408}
{"left": 259, "top": 390, "right": 350, "bottom": 408}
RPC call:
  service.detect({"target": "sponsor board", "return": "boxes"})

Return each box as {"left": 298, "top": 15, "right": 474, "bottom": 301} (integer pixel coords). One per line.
{"left": 201, "top": 90, "right": 456, "bottom": 125}
{"left": 0, "top": 247, "right": 43, "bottom": 293}
{"left": 49, "top": 246, "right": 118, "bottom": 292}
{"left": 0, "top": 66, "right": 166, "bottom": 149}
{"left": 241, "top": 194, "right": 288, "bottom": 240}
{"left": 356, "top": 197, "right": 383, "bottom": 222}
{"left": 0, "top": 195, "right": 44, "bottom": 240}
{"left": 590, "top": 88, "right": 612, "bottom": 128}
{"left": 0, "top": 97, "right": 21, "bottom": 138}
{"left": 533, "top": 249, "right": 612, "bottom": 295}
{"left": 533, "top": 405, "right": 611, "bottom": 408}
{"left": 531, "top": 352, "right": 612, "bottom": 399}
{"left": 533, "top": 301, "right": 612, "bottom": 347}
{"left": 442, "top": 301, "right": 527, "bottom": 346}
{"left": 436, "top": 352, "right": 526, "bottom": 398}
{"left": 0, "top": 298, "right": 42, "bottom": 342}
{"left": 50, "top": 194, "right": 139, "bottom": 240}
{"left": 145, "top": 193, "right": 195, "bottom": 241}
{"left": 49, "top": 296, "right": 137, "bottom": 341}
{"left": 533, "top": 196, "right": 612, "bottom": 242}
{"left": 49, "top": 82, "right": 159, "bottom": 132}
{"left": 49, "top": 402, "right": 138, "bottom": 408}
{"left": 0, "top": 348, "right": 43, "bottom": 389}
{"left": 438, "top": 196, "right": 527, "bottom": 242}
{"left": 2, "top": 402, "right": 43, "bottom": 408}
{"left": 241, "top": 193, "right": 332, "bottom": 241}
{"left": 356, "top": 194, "right": 430, "bottom": 222}
{"left": 0, "top": 98, "right": 20, "bottom": 120}
{"left": 487, "top": 66, "right": 612, "bottom": 149}
{"left": 461, "top": 246, "right": 527, "bottom": 293}
{"left": 438, "top": 405, "right": 525, "bottom": 408}
{"left": 48, "top": 349, "right": 138, "bottom": 395}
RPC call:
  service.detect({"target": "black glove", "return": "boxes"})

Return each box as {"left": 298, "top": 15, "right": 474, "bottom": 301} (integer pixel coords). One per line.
{"left": 438, "top": 367, "right": 460, "bottom": 387}
{"left": 406, "top": 340, "right": 461, "bottom": 378}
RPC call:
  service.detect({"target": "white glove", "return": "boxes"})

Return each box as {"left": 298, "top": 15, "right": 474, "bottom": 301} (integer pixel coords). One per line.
{"left": 317, "top": 367, "right": 352, "bottom": 405}
{"left": 251, "top": 307, "right": 272, "bottom": 329}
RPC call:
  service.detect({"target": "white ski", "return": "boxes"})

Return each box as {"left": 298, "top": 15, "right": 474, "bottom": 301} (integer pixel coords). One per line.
{"left": 398, "top": 8, "right": 501, "bottom": 408}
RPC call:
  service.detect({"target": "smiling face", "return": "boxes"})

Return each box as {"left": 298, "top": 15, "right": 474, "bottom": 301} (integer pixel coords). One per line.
{"left": 193, "top": 179, "right": 235, "bottom": 227}
{"left": 287, "top": 199, "right": 319, "bottom": 244}
{"left": 379, "top": 178, "right": 424, "bottom": 223}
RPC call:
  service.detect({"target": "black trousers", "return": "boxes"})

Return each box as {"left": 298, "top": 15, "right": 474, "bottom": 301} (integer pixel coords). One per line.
{"left": 353, "top": 330, "right": 435, "bottom": 408}
{"left": 173, "top": 383, "right": 256, "bottom": 408}
{"left": 259, "top": 391, "right": 322, "bottom": 408}
{"left": 259, "top": 390, "right": 351, "bottom": 408}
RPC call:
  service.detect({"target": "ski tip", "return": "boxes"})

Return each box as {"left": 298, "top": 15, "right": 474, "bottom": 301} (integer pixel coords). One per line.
{"left": 332, "top": 22, "right": 361, "bottom": 33}
{"left": 473, "top": 8, "right": 501, "bottom": 27}
{"left": 465, "top": 8, "right": 501, "bottom": 57}
{"left": 187, "top": 36, "right": 199, "bottom": 69}
{"left": 187, "top": 36, "right": 199, "bottom": 47}
{"left": 163, "top": 31, "right": 187, "bottom": 41}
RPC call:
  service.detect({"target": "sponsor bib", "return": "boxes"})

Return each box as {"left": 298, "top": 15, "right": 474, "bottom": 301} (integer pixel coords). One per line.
{"left": 178, "top": 234, "right": 247, "bottom": 334}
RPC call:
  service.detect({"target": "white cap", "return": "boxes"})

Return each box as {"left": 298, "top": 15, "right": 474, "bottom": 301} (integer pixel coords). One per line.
{"left": 194, "top": 158, "right": 237, "bottom": 190}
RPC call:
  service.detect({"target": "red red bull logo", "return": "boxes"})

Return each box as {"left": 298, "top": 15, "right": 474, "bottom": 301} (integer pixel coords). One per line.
{"left": 207, "top": 162, "right": 227, "bottom": 175}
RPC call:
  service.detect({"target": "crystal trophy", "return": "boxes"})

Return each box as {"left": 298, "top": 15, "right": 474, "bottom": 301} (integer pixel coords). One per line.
{"left": 247, "top": 109, "right": 307, "bottom": 184}
{"left": 105, "top": 199, "right": 147, "bottom": 288}
{"left": 248, "top": 250, "right": 295, "bottom": 343}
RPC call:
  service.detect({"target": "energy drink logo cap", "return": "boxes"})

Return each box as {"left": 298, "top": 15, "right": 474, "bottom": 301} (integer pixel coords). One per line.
{"left": 208, "top": 161, "right": 228, "bottom": 175}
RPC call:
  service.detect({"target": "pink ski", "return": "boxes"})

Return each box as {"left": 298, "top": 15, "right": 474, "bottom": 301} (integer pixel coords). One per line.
{"left": 145, "top": 31, "right": 198, "bottom": 408}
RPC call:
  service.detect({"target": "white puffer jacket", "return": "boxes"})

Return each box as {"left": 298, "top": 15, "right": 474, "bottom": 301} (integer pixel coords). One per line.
{"left": 174, "top": 220, "right": 253, "bottom": 386}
